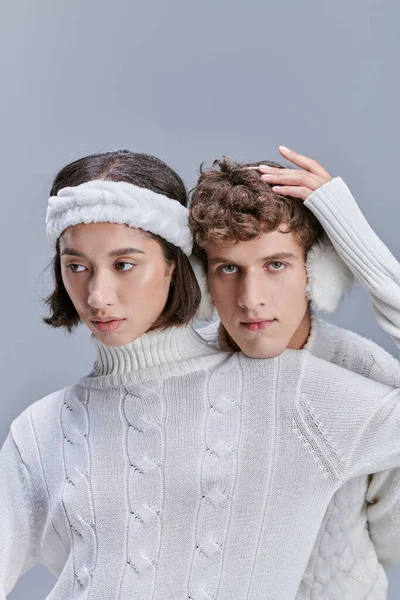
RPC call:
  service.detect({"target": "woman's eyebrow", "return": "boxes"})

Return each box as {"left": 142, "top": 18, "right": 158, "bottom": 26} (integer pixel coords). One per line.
{"left": 61, "top": 247, "right": 146, "bottom": 258}
{"left": 61, "top": 248, "right": 84, "bottom": 257}
{"left": 108, "top": 247, "right": 146, "bottom": 257}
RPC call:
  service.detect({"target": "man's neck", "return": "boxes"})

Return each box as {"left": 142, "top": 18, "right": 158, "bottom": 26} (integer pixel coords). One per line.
{"left": 288, "top": 308, "right": 312, "bottom": 350}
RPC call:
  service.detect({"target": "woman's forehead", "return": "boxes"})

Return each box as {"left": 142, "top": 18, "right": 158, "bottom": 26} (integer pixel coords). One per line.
{"left": 60, "top": 222, "right": 144, "bottom": 243}
{"left": 59, "top": 223, "right": 158, "bottom": 256}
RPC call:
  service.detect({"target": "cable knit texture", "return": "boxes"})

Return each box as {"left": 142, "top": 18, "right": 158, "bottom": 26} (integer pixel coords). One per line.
{"left": 2, "top": 322, "right": 400, "bottom": 599}
{"left": 60, "top": 385, "right": 96, "bottom": 598}
{"left": 118, "top": 381, "right": 164, "bottom": 598}
{"left": 187, "top": 360, "right": 241, "bottom": 600}
{"left": 199, "top": 176, "right": 400, "bottom": 599}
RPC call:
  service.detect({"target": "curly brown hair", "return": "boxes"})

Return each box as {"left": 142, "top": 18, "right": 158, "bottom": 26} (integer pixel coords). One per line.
{"left": 189, "top": 157, "right": 324, "bottom": 261}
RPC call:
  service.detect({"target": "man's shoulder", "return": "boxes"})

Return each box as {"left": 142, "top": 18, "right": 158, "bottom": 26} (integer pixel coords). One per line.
{"left": 301, "top": 349, "right": 392, "bottom": 398}
{"left": 236, "top": 349, "right": 391, "bottom": 413}
{"left": 316, "top": 318, "right": 400, "bottom": 386}
{"left": 238, "top": 347, "right": 368, "bottom": 389}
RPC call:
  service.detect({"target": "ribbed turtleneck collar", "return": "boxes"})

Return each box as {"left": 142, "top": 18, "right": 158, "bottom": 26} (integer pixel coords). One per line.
{"left": 78, "top": 324, "right": 228, "bottom": 388}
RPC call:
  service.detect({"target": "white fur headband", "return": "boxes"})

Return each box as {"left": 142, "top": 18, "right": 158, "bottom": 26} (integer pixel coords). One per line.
{"left": 45, "top": 179, "right": 193, "bottom": 256}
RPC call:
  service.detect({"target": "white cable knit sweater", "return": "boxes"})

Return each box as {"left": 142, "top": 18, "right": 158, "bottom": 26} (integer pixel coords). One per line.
{"left": 2, "top": 325, "right": 400, "bottom": 600}
{"left": 199, "top": 176, "right": 400, "bottom": 599}
{"left": 1, "top": 177, "right": 399, "bottom": 600}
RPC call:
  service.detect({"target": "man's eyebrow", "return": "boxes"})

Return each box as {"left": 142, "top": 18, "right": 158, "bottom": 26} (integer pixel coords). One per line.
{"left": 60, "top": 247, "right": 146, "bottom": 258}
{"left": 208, "top": 256, "right": 233, "bottom": 266}
{"left": 208, "top": 252, "right": 298, "bottom": 266}
{"left": 261, "top": 252, "right": 298, "bottom": 261}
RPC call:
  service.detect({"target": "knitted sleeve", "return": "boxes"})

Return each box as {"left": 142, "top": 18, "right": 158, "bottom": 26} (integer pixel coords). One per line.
{"left": 305, "top": 177, "right": 400, "bottom": 353}
{"left": 358, "top": 344, "right": 400, "bottom": 570}
{"left": 366, "top": 467, "right": 400, "bottom": 570}
{"left": 306, "top": 178, "right": 400, "bottom": 569}
{"left": 300, "top": 356, "right": 400, "bottom": 480}
{"left": 347, "top": 385, "right": 400, "bottom": 478}
{"left": 0, "top": 432, "right": 38, "bottom": 597}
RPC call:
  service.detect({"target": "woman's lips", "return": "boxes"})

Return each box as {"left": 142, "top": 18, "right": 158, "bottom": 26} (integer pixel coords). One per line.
{"left": 92, "top": 319, "right": 125, "bottom": 333}
{"left": 241, "top": 319, "right": 276, "bottom": 331}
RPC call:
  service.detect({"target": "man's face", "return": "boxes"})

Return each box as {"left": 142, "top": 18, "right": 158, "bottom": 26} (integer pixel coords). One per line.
{"left": 206, "top": 228, "right": 311, "bottom": 358}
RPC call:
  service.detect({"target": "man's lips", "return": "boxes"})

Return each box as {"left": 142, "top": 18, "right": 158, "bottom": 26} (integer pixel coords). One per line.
{"left": 241, "top": 319, "right": 276, "bottom": 331}
{"left": 91, "top": 318, "right": 125, "bottom": 333}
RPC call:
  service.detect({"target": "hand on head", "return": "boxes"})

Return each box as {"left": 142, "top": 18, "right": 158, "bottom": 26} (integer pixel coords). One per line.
{"left": 258, "top": 146, "right": 332, "bottom": 201}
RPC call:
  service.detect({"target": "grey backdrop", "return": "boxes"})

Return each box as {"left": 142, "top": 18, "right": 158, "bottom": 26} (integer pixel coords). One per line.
{"left": 1, "top": 0, "right": 399, "bottom": 597}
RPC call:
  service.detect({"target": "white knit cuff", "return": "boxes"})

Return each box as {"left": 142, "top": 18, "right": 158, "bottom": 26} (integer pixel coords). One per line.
{"left": 46, "top": 180, "right": 193, "bottom": 256}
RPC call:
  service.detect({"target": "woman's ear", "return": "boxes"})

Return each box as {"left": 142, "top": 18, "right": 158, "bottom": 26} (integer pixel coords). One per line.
{"left": 306, "top": 234, "right": 354, "bottom": 313}
{"left": 167, "top": 261, "right": 176, "bottom": 282}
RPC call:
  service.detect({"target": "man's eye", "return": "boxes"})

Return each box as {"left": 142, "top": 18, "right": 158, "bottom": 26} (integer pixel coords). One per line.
{"left": 115, "top": 262, "right": 135, "bottom": 271}
{"left": 219, "top": 265, "right": 238, "bottom": 274}
{"left": 267, "top": 262, "right": 286, "bottom": 271}
{"left": 66, "top": 264, "right": 86, "bottom": 273}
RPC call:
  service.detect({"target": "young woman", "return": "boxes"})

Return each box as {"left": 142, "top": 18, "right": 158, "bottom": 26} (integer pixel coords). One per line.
{"left": 1, "top": 149, "right": 400, "bottom": 600}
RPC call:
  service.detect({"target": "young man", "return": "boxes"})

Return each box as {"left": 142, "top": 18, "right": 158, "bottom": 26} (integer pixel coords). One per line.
{"left": 190, "top": 147, "right": 400, "bottom": 599}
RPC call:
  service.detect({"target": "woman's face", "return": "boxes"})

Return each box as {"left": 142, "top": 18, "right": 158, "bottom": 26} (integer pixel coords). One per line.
{"left": 59, "top": 222, "right": 175, "bottom": 347}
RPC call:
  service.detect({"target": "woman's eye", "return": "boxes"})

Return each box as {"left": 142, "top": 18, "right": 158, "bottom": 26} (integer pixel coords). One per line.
{"left": 67, "top": 264, "right": 86, "bottom": 273}
{"left": 219, "top": 264, "right": 238, "bottom": 274}
{"left": 115, "top": 262, "right": 135, "bottom": 271}
{"left": 267, "top": 262, "right": 285, "bottom": 272}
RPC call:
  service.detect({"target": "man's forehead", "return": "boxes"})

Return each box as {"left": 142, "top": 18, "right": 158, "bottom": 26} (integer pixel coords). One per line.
{"left": 206, "top": 229, "right": 302, "bottom": 261}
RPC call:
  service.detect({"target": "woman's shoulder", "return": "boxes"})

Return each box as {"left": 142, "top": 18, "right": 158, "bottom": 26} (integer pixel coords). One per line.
{"left": 9, "top": 386, "right": 70, "bottom": 454}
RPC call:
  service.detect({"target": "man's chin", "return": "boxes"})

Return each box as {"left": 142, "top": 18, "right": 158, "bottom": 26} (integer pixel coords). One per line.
{"left": 241, "top": 345, "right": 287, "bottom": 359}
{"left": 231, "top": 334, "right": 288, "bottom": 359}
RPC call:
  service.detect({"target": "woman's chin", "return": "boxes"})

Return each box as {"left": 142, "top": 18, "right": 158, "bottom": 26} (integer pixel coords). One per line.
{"left": 95, "top": 327, "right": 153, "bottom": 347}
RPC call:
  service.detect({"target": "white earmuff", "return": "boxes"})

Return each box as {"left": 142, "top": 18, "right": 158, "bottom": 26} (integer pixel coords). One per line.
{"left": 306, "top": 235, "right": 354, "bottom": 312}
{"left": 189, "top": 256, "right": 215, "bottom": 321}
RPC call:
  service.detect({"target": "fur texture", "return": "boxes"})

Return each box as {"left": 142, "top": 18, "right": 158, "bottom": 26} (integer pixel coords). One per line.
{"left": 306, "top": 235, "right": 354, "bottom": 312}
{"left": 189, "top": 257, "right": 215, "bottom": 321}
{"left": 46, "top": 180, "right": 193, "bottom": 255}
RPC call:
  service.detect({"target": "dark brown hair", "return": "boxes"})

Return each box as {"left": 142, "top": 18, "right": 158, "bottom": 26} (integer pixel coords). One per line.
{"left": 44, "top": 150, "right": 200, "bottom": 332}
{"left": 189, "top": 157, "right": 324, "bottom": 264}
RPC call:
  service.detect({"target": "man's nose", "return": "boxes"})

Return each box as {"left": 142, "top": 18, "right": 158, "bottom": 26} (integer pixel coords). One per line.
{"left": 237, "top": 273, "right": 265, "bottom": 310}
